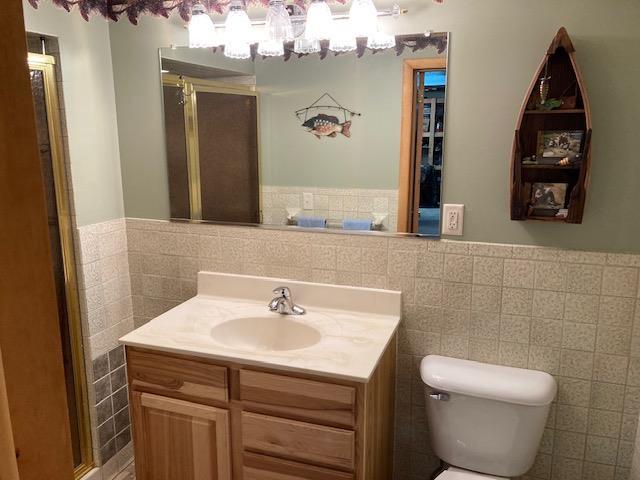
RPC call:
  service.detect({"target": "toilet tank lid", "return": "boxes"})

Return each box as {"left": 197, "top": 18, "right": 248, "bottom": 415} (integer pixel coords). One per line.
{"left": 420, "top": 355, "right": 557, "bottom": 406}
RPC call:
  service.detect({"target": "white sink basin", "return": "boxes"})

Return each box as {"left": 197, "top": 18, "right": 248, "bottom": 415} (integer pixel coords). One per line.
{"left": 210, "top": 316, "right": 322, "bottom": 352}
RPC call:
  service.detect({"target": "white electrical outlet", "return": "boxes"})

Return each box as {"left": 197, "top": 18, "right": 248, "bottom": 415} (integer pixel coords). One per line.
{"left": 442, "top": 204, "right": 464, "bottom": 235}
{"left": 303, "top": 192, "right": 314, "bottom": 210}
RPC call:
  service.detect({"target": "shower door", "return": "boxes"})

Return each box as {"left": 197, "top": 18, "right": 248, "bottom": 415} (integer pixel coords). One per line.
{"left": 28, "top": 53, "right": 93, "bottom": 477}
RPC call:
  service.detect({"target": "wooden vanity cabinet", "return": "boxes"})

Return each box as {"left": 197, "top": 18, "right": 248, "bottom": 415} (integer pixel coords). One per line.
{"left": 126, "top": 337, "right": 396, "bottom": 480}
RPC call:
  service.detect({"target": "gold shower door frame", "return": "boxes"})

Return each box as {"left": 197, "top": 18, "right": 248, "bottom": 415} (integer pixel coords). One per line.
{"left": 28, "top": 52, "right": 94, "bottom": 478}
{"left": 162, "top": 73, "right": 260, "bottom": 221}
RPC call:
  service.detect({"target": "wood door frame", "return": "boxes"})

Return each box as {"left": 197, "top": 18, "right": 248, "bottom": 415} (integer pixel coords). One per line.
{"left": 0, "top": 2, "right": 74, "bottom": 478}
{"left": 0, "top": 346, "right": 19, "bottom": 480}
{"left": 397, "top": 58, "right": 447, "bottom": 233}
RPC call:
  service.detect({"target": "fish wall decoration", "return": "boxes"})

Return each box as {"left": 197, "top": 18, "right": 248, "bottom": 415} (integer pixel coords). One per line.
{"left": 295, "top": 93, "right": 361, "bottom": 140}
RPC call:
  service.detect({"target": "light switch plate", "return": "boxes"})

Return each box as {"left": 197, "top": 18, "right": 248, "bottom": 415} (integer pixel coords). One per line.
{"left": 303, "top": 192, "right": 314, "bottom": 210}
{"left": 442, "top": 204, "right": 464, "bottom": 236}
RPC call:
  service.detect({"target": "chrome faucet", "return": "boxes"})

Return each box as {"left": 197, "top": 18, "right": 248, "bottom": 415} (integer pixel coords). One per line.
{"left": 268, "top": 286, "right": 306, "bottom": 315}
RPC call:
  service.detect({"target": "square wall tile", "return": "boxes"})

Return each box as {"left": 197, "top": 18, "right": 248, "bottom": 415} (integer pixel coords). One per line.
{"left": 562, "top": 322, "right": 596, "bottom": 351}
{"left": 503, "top": 259, "right": 536, "bottom": 288}
{"left": 566, "top": 264, "right": 603, "bottom": 295}
{"left": 502, "top": 288, "right": 533, "bottom": 316}
{"left": 443, "top": 254, "right": 473, "bottom": 284}
{"left": 564, "top": 293, "right": 599, "bottom": 323}
{"left": 535, "top": 262, "right": 567, "bottom": 291}
{"left": 472, "top": 256, "right": 503, "bottom": 286}
{"left": 601, "top": 267, "right": 638, "bottom": 298}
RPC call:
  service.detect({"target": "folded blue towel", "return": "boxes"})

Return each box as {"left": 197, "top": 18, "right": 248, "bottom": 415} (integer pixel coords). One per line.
{"left": 297, "top": 216, "right": 326, "bottom": 228}
{"left": 343, "top": 218, "right": 372, "bottom": 231}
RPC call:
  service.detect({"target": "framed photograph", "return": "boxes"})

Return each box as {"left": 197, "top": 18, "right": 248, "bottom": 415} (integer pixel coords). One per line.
{"left": 530, "top": 183, "right": 568, "bottom": 209}
{"left": 536, "top": 130, "right": 584, "bottom": 162}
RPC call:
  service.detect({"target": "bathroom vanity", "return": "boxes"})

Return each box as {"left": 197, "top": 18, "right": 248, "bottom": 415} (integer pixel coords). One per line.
{"left": 120, "top": 272, "right": 401, "bottom": 480}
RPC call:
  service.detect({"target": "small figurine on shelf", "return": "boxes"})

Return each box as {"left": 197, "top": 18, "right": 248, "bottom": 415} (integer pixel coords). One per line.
{"left": 522, "top": 155, "right": 538, "bottom": 165}
{"left": 555, "top": 152, "right": 582, "bottom": 167}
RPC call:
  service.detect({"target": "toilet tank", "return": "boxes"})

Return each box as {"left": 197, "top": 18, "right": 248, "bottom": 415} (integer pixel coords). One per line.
{"left": 420, "top": 356, "right": 557, "bottom": 478}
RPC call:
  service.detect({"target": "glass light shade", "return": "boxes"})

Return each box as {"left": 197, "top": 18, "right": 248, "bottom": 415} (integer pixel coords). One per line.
{"left": 188, "top": 4, "right": 219, "bottom": 48}
{"left": 367, "top": 31, "right": 396, "bottom": 50}
{"left": 257, "top": 39, "right": 284, "bottom": 57}
{"left": 224, "top": 1, "right": 252, "bottom": 59}
{"left": 293, "top": 37, "right": 321, "bottom": 54}
{"left": 349, "top": 0, "right": 378, "bottom": 37}
{"left": 329, "top": 22, "right": 357, "bottom": 52}
{"left": 257, "top": 0, "right": 293, "bottom": 57}
{"left": 304, "top": 0, "right": 334, "bottom": 41}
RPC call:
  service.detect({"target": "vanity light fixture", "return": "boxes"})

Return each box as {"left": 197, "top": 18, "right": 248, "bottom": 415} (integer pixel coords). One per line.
{"left": 224, "top": 0, "right": 253, "bottom": 59}
{"left": 257, "top": 0, "right": 294, "bottom": 57}
{"left": 349, "top": 0, "right": 378, "bottom": 37}
{"left": 329, "top": 21, "right": 357, "bottom": 52}
{"left": 367, "top": 31, "right": 396, "bottom": 50}
{"left": 188, "top": 2, "right": 219, "bottom": 48}
{"left": 304, "top": 0, "right": 334, "bottom": 41}
{"left": 293, "top": 37, "right": 321, "bottom": 54}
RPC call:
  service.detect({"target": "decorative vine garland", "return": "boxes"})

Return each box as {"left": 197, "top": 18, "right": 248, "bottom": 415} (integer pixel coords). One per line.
{"left": 27, "top": 0, "right": 349, "bottom": 24}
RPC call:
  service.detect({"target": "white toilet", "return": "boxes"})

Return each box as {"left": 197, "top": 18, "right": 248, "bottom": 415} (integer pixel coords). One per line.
{"left": 420, "top": 355, "right": 557, "bottom": 479}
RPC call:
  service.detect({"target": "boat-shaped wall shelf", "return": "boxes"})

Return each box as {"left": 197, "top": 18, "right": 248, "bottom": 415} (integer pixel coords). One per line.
{"left": 510, "top": 27, "right": 592, "bottom": 224}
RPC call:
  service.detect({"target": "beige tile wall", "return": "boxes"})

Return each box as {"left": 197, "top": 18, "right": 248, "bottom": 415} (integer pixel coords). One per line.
{"left": 75, "top": 218, "right": 134, "bottom": 479}
{"left": 120, "top": 218, "right": 640, "bottom": 480}
{"left": 260, "top": 185, "right": 399, "bottom": 232}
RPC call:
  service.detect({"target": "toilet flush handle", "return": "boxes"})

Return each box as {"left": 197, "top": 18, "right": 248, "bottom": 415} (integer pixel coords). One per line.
{"left": 429, "top": 392, "right": 450, "bottom": 401}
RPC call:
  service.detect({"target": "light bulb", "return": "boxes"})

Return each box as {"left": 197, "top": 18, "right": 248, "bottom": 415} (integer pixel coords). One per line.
{"left": 329, "top": 22, "right": 357, "bottom": 53}
{"left": 188, "top": 3, "right": 219, "bottom": 48}
{"left": 349, "top": 0, "right": 378, "bottom": 37}
{"left": 367, "top": 31, "right": 396, "bottom": 50}
{"left": 224, "top": 0, "right": 252, "bottom": 59}
{"left": 258, "top": 0, "right": 293, "bottom": 57}
{"left": 304, "top": 0, "right": 334, "bottom": 42}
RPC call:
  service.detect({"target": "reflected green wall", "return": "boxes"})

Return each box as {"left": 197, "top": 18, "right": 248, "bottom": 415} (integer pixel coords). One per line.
{"left": 257, "top": 50, "right": 433, "bottom": 190}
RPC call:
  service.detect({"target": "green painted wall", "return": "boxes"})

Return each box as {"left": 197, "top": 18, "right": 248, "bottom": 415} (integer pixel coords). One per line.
{"left": 23, "top": 0, "right": 124, "bottom": 226}
{"left": 108, "top": 0, "right": 640, "bottom": 252}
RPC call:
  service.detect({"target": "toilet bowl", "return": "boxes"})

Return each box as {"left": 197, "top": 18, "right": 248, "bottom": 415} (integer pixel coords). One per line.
{"left": 420, "top": 355, "right": 556, "bottom": 479}
{"left": 435, "top": 466, "right": 506, "bottom": 480}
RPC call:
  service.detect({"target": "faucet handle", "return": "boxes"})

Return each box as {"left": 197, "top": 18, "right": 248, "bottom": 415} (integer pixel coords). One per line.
{"left": 272, "top": 286, "right": 291, "bottom": 298}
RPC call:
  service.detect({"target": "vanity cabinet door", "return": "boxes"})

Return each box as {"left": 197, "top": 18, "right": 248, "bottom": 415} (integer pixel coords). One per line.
{"left": 131, "top": 392, "right": 232, "bottom": 480}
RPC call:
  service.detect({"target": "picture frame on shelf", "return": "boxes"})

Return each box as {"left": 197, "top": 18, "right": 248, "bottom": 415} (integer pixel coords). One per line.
{"left": 536, "top": 130, "right": 584, "bottom": 164}
{"left": 530, "top": 182, "right": 568, "bottom": 209}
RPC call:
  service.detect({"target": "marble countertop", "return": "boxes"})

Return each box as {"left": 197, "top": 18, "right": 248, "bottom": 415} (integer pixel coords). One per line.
{"left": 120, "top": 272, "right": 401, "bottom": 382}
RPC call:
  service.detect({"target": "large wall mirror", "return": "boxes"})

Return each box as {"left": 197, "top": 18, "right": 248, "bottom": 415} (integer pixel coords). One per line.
{"left": 159, "top": 33, "right": 449, "bottom": 236}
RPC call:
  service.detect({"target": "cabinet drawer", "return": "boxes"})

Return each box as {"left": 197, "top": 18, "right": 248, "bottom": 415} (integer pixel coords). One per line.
{"left": 239, "top": 369, "right": 356, "bottom": 427}
{"left": 127, "top": 348, "right": 228, "bottom": 404}
{"left": 241, "top": 412, "right": 355, "bottom": 471}
{"left": 243, "top": 452, "right": 354, "bottom": 480}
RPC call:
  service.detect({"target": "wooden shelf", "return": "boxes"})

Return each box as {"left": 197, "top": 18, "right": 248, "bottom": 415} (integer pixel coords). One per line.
{"left": 510, "top": 27, "right": 592, "bottom": 225}
{"left": 522, "top": 164, "right": 581, "bottom": 170}
{"left": 526, "top": 215, "right": 569, "bottom": 222}
{"left": 524, "top": 109, "right": 585, "bottom": 115}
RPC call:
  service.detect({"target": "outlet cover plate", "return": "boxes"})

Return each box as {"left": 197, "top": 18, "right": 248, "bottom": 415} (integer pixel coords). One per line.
{"left": 442, "top": 204, "right": 464, "bottom": 236}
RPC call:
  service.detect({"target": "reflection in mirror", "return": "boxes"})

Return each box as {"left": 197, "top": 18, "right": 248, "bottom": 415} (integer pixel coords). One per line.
{"left": 160, "top": 33, "right": 448, "bottom": 235}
